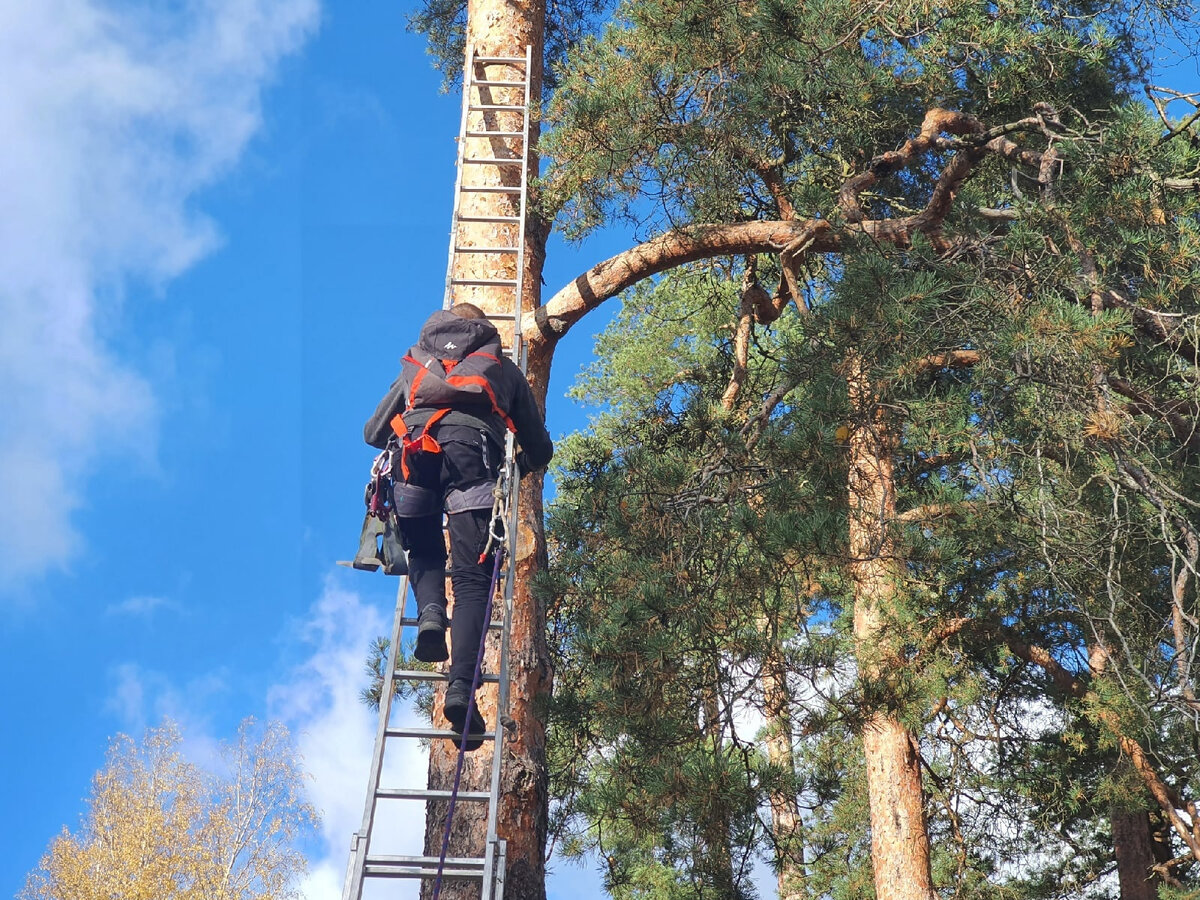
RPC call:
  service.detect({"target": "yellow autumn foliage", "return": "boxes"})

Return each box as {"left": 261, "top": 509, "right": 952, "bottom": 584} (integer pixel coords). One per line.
{"left": 21, "top": 719, "right": 317, "bottom": 900}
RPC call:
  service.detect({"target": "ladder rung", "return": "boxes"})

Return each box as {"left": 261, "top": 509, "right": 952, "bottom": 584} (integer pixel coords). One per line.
{"left": 451, "top": 278, "right": 519, "bottom": 287}
{"left": 462, "top": 158, "right": 523, "bottom": 165}
{"left": 392, "top": 669, "right": 501, "bottom": 683}
{"left": 375, "top": 787, "right": 491, "bottom": 801}
{"left": 468, "top": 104, "right": 526, "bottom": 112}
{"left": 462, "top": 185, "right": 523, "bottom": 194}
{"left": 367, "top": 854, "right": 486, "bottom": 869}
{"left": 465, "top": 130, "right": 524, "bottom": 138}
{"left": 365, "top": 866, "right": 484, "bottom": 880}
{"left": 472, "top": 79, "right": 527, "bottom": 88}
{"left": 474, "top": 56, "right": 527, "bottom": 64}
{"left": 457, "top": 215, "right": 521, "bottom": 223}
{"left": 454, "top": 245, "right": 520, "bottom": 253}
{"left": 482, "top": 311, "right": 518, "bottom": 320}
{"left": 386, "top": 726, "right": 497, "bottom": 741}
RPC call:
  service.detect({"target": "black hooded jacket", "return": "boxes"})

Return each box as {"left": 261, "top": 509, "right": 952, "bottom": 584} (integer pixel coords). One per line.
{"left": 364, "top": 310, "right": 553, "bottom": 470}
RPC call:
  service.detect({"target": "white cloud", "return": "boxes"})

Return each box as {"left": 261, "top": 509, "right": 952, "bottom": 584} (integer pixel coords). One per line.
{"left": 0, "top": 0, "right": 319, "bottom": 588}
{"left": 104, "top": 594, "right": 179, "bottom": 617}
{"left": 269, "top": 575, "right": 428, "bottom": 900}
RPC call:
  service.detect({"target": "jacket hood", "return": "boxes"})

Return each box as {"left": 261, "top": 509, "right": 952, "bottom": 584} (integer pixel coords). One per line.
{"left": 414, "top": 309, "right": 500, "bottom": 361}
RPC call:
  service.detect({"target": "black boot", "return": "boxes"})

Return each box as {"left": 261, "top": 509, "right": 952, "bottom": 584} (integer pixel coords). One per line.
{"left": 443, "top": 680, "right": 486, "bottom": 752}
{"left": 413, "top": 605, "right": 449, "bottom": 663}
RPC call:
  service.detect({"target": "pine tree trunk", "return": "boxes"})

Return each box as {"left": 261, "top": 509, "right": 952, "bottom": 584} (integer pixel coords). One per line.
{"left": 1112, "top": 808, "right": 1162, "bottom": 900}
{"left": 844, "top": 354, "right": 936, "bottom": 900}
{"left": 700, "top": 688, "right": 737, "bottom": 897}
{"left": 421, "top": 1, "right": 549, "bottom": 898}
{"left": 762, "top": 643, "right": 804, "bottom": 900}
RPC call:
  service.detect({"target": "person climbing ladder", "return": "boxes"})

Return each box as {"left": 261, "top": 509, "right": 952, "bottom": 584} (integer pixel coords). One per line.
{"left": 363, "top": 301, "right": 552, "bottom": 749}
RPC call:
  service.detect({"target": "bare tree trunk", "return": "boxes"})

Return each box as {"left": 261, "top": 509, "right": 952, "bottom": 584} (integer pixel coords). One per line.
{"left": 499, "top": 458, "right": 552, "bottom": 900}
{"left": 1112, "top": 807, "right": 1163, "bottom": 900}
{"left": 422, "top": 1, "right": 549, "bottom": 898}
{"left": 700, "top": 689, "right": 737, "bottom": 897}
{"left": 762, "top": 645, "right": 804, "bottom": 900}
{"left": 845, "top": 353, "right": 936, "bottom": 900}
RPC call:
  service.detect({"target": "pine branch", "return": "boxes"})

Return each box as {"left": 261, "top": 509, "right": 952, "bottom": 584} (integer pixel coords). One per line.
{"left": 895, "top": 501, "right": 980, "bottom": 524}
{"left": 720, "top": 268, "right": 757, "bottom": 411}
{"left": 1107, "top": 376, "right": 1200, "bottom": 455}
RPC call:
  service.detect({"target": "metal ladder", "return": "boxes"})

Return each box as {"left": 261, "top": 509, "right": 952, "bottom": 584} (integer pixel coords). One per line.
{"left": 342, "top": 43, "right": 533, "bottom": 900}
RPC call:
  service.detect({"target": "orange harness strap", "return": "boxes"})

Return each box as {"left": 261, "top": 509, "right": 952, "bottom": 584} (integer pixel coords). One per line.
{"left": 390, "top": 407, "right": 451, "bottom": 481}
{"left": 389, "top": 350, "right": 515, "bottom": 481}
{"left": 445, "top": 373, "right": 518, "bottom": 435}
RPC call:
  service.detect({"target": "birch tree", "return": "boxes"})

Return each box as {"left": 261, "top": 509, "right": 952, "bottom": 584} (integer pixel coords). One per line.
{"left": 21, "top": 719, "right": 317, "bottom": 900}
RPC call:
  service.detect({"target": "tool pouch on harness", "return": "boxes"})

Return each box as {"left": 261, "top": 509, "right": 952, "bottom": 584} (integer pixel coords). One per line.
{"left": 341, "top": 450, "right": 408, "bottom": 576}
{"left": 393, "top": 482, "right": 441, "bottom": 518}
{"left": 445, "top": 481, "right": 495, "bottom": 513}
{"left": 349, "top": 510, "right": 407, "bottom": 575}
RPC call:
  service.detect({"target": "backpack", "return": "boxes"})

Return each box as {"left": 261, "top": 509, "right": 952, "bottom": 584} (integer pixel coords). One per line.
{"left": 389, "top": 347, "right": 516, "bottom": 478}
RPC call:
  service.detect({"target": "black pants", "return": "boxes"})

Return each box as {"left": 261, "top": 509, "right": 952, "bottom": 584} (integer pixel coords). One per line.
{"left": 396, "top": 432, "right": 499, "bottom": 685}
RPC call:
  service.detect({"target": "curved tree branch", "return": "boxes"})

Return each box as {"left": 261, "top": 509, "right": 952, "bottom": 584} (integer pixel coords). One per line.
{"left": 529, "top": 110, "right": 1059, "bottom": 350}
{"left": 721, "top": 268, "right": 757, "bottom": 411}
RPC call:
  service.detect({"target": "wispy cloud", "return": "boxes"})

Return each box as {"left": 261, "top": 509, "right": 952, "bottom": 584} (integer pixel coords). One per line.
{"left": 104, "top": 594, "right": 179, "bottom": 618}
{"left": 104, "top": 661, "right": 231, "bottom": 740}
{"left": 0, "top": 0, "right": 319, "bottom": 590}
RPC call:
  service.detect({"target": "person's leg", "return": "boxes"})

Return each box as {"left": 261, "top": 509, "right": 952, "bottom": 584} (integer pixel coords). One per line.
{"left": 393, "top": 454, "right": 450, "bottom": 662}
{"left": 440, "top": 435, "right": 500, "bottom": 681}
{"left": 439, "top": 434, "right": 501, "bottom": 750}
{"left": 396, "top": 513, "right": 447, "bottom": 611}
{"left": 444, "top": 507, "right": 495, "bottom": 684}
{"left": 395, "top": 512, "right": 451, "bottom": 663}
{"left": 441, "top": 508, "right": 492, "bottom": 749}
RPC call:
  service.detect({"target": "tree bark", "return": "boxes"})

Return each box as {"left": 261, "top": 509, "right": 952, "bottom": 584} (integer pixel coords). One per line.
{"left": 1112, "top": 807, "right": 1163, "bottom": 900}
{"left": 422, "top": 1, "right": 550, "bottom": 898}
{"left": 845, "top": 353, "right": 937, "bottom": 900}
{"left": 700, "top": 688, "right": 737, "bottom": 897}
{"left": 762, "top": 643, "right": 805, "bottom": 900}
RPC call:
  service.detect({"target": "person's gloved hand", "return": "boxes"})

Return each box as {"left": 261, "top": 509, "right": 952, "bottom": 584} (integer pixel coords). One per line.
{"left": 515, "top": 451, "right": 536, "bottom": 477}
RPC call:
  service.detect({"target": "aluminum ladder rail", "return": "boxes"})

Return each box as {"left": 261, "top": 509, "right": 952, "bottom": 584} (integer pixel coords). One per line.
{"left": 342, "top": 42, "right": 533, "bottom": 900}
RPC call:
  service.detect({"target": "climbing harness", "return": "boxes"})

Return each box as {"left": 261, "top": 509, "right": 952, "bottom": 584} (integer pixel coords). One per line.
{"left": 388, "top": 347, "right": 519, "bottom": 481}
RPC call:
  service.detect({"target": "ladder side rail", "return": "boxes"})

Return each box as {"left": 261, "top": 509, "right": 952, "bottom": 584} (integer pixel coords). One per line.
{"left": 482, "top": 44, "right": 530, "bottom": 897}
{"left": 443, "top": 44, "right": 478, "bottom": 310}
{"left": 495, "top": 840, "right": 509, "bottom": 900}
{"left": 345, "top": 576, "right": 411, "bottom": 900}
{"left": 478, "top": 439, "right": 515, "bottom": 899}
{"left": 511, "top": 44, "right": 534, "bottom": 360}
{"left": 486, "top": 40, "right": 530, "bottom": 875}
{"left": 340, "top": 834, "right": 360, "bottom": 900}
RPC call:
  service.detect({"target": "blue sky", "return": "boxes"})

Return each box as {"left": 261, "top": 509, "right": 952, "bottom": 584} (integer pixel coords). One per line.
{"left": 1, "top": 2, "right": 1197, "bottom": 899}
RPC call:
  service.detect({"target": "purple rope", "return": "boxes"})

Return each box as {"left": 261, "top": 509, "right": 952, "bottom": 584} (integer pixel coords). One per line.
{"left": 431, "top": 541, "right": 506, "bottom": 900}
